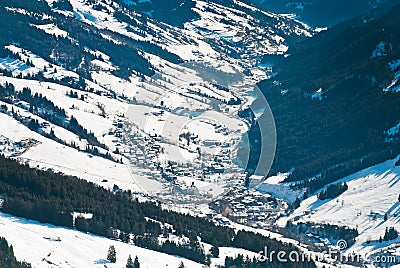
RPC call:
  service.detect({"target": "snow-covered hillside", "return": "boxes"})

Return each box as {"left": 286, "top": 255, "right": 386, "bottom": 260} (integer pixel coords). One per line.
{"left": 0, "top": 211, "right": 283, "bottom": 268}
{"left": 8, "top": 0, "right": 399, "bottom": 267}
{"left": 0, "top": 213, "right": 204, "bottom": 268}
{"left": 279, "top": 156, "right": 400, "bottom": 262}
{"left": 0, "top": 0, "right": 314, "bottom": 204}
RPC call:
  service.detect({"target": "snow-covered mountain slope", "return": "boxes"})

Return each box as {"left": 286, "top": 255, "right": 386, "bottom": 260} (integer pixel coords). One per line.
{"left": 0, "top": 213, "right": 205, "bottom": 268}
{"left": 11, "top": 1, "right": 400, "bottom": 267}
{"left": 1, "top": 210, "right": 318, "bottom": 268}
{"left": 279, "top": 155, "right": 400, "bottom": 260}
{"left": 259, "top": 3, "right": 400, "bottom": 187}
{"left": 0, "top": 0, "right": 315, "bottom": 202}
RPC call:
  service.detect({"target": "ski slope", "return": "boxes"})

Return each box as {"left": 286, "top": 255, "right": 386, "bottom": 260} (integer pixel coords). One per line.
{"left": 280, "top": 156, "right": 400, "bottom": 257}
{"left": 0, "top": 213, "right": 204, "bottom": 268}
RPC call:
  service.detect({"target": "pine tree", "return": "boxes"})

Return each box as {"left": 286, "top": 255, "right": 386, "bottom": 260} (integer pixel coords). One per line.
{"left": 178, "top": 261, "right": 185, "bottom": 268}
{"left": 126, "top": 255, "right": 134, "bottom": 268}
{"left": 50, "top": 128, "right": 55, "bottom": 138}
{"left": 107, "top": 245, "right": 116, "bottom": 263}
{"left": 383, "top": 227, "right": 398, "bottom": 241}
{"left": 133, "top": 256, "right": 140, "bottom": 268}
{"left": 211, "top": 243, "right": 219, "bottom": 258}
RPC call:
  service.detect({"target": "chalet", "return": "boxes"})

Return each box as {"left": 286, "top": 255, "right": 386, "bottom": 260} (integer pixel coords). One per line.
{"left": 247, "top": 207, "right": 261, "bottom": 215}
{"left": 202, "top": 139, "right": 218, "bottom": 147}
{"left": 231, "top": 212, "right": 248, "bottom": 224}
{"left": 205, "top": 165, "right": 224, "bottom": 174}
{"left": 108, "top": 227, "right": 121, "bottom": 240}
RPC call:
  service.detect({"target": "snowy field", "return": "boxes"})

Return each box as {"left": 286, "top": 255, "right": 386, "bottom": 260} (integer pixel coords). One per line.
{"left": 0, "top": 110, "right": 146, "bottom": 193}
{"left": 279, "top": 156, "right": 400, "bottom": 257}
{"left": 0, "top": 0, "right": 316, "bottom": 204}
{"left": 0, "top": 213, "right": 204, "bottom": 268}
{"left": 0, "top": 212, "right": 277, "bottom": 268}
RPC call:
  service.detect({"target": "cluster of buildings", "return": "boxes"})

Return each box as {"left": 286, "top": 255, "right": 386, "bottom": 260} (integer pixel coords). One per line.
{"left": 112, "top": 116, "right": 245, "bottom": 202}
{"left": 210, "top": 184, "right": 288, "bottom": 229}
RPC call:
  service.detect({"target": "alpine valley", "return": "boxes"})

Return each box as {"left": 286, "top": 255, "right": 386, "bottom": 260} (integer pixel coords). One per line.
{"left": 0, "top": 0, "right": 400, "bottom": 267}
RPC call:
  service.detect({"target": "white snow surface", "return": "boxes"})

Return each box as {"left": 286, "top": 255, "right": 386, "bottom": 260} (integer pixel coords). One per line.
{"left": 311, "top": 88, "right": 325, "bottom": 100}
{"left": 0, "top": 213, "right": 203, "bottom": 268}
{"left": 0, "top": 111, "right": 147, "bottom": 193}
{"left": 280, "top": 156, "right": 400, "bottom": 256}
{"left": 32, "top": 23, "right": 68, "bottom": 38}
{"left": 0, "top": 1, "right": 325, "bottom": 266}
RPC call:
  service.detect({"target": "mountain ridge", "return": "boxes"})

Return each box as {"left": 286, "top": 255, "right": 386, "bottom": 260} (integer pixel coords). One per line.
{"left": 259, "top": 2, "right": 400, "bottom": 188}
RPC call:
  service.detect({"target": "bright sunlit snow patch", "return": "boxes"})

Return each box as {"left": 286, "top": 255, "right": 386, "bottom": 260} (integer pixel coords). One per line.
{"left": 0, "top": 57, "right": 35, "bottom": 77}
{"left": 282, "top": 156, "right": 400, "bottom": 256}
{"left": 311, "top": 88, "right": 325, "bottom": 100}
{"left": 0, "top": 213, "right": 203, "bottom": 268}
{"left": 32, "top": 23, "right": 68, "bottom": 38}
{"left": 263, "top": 172, "right": 289, "bottom": 184}
{"left": 4, "top": 44, "right": 79, "bottom": 80}
{"left": 315, "top": 27, "right": 328, "bottom": 33}
{"left": 68, "top": 0, "right": 149, "bottom": 42}
{"left": 383, "top": 71, "right": 400, "bottom": 92}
